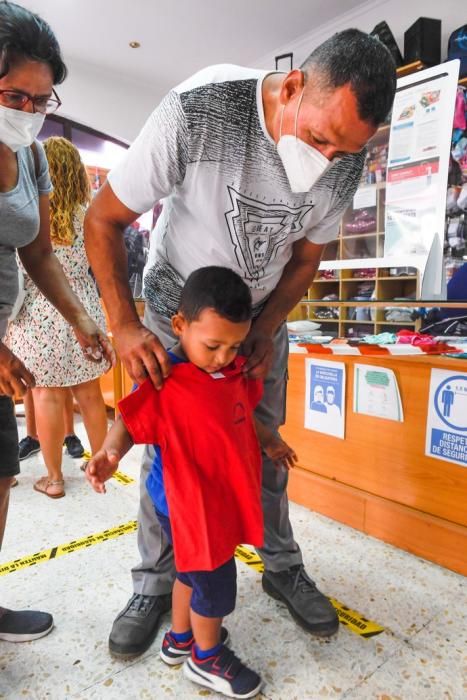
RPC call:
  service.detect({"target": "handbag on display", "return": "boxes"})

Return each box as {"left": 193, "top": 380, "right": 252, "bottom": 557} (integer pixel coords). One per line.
{"left": 448, "top": 26, "right": 467, "bottom": 78}
{"left": 370, "top": 21, "right": 404, "bottom": 67}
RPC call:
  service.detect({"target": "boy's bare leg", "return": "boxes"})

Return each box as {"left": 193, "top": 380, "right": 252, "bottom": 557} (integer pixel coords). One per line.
{"left": 171, "top": 579, "right": 192, "bottom": 633}
{"left": 190, "top": 609, "right": 222, "bottom": 650}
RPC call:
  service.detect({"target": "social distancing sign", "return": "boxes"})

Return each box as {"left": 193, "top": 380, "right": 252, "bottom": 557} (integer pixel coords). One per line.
{"left": 425, "top": 368, "right": 467, "bottom": 467}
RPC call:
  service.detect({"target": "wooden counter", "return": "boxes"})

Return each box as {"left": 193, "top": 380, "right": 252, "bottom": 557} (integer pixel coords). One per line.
{"left": 282, "top": 352, "right": 467, "bottom": 576}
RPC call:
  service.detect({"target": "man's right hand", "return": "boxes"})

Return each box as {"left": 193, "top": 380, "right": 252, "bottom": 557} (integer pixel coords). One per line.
{"left": 0, "top": 342, "right": 35, "bottom": 397}
{"left": 112, "top": 320, "right": 171, "bottom": 389}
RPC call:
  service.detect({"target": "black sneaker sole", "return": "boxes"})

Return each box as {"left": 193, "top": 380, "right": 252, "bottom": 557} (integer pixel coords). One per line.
{"left": 262, "top": 575, "right": 339, "bottom": 637}
{"left": 19, "top": 447, "right": 41, "bottom": 461}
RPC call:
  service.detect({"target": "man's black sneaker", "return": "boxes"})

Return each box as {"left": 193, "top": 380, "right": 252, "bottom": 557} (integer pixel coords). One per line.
{"left": 63, "top": 434, "right": 85, "bottom": 459}
{"left": 108, "top": 593, "right": 172, "bottom": 658}
{"left": 0, "top": 607, "right": 54, "bottom": 642}
{"left": 262, "top": 565, "right": 339, "bottom": 637}
{"left": 160, "top": 626, "right": 229, "bottom": 666}
{"left": 184, "top": 645, "right": 262, "bottom": 699}
{"left": 18, "top": 436, "right": 40, "bottom": 461}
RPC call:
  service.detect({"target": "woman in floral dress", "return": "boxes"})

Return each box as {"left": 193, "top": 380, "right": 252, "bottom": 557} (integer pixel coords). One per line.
{"left": 8, "top": 137, "right": 110, "bottom": 498}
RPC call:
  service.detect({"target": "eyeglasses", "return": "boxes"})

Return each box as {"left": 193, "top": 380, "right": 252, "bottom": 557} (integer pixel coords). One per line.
{"left": 0, "top": 88, "right": 61, "bottom": 115}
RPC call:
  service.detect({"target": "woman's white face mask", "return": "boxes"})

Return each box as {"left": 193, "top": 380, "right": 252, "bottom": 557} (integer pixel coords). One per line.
{"left": 0, "top": 104, "right": 45, "bottom": 152}
{"left": 277, "top": 88, "right": 332, "bottom": 193}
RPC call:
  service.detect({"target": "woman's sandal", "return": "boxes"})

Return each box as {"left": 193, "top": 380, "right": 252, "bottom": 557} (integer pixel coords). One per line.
{"left": 33, "top": 476, "right": 65, "bottom": 499}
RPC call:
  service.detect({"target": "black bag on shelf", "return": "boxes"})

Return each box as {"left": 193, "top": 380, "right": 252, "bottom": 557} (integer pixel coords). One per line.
{"left": 370, "top": 21, "right": 404, "bottom": 67}
{"left": 448, "top": 25, "right": 467, "bottom": 78}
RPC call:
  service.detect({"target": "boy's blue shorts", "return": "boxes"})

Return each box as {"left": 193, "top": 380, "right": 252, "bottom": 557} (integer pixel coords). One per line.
{"left": 155, "top": 509, "right": 237, "bottom": 618}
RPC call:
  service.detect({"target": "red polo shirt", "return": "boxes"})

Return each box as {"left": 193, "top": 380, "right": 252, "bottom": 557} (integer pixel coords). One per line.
{"left": 118, "top": 356, "right": 264, "bottom": 572}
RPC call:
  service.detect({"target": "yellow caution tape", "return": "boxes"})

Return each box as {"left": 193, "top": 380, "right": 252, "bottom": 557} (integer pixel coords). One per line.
{"left": 234, "top": 544, "right": 384, "bottom": 638}
{"left": 80, "top": 452, "right": 135, "bottom": 485}
{"left": 111, "top": 471, "right": 136, "bottom": 485}
{"left": 0, "top": 521, "right": 137, "bottom": 577}
{"left": 0, "top": 528, "right": 384, "bottom": 637}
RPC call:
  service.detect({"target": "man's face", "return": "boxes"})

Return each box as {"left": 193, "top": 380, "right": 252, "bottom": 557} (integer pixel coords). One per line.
{"left": 280, "top": 78, "right": 377, "bottom": 160}
{"left": 326, "top": 387, "right": 336, "bottom": 405}
{"left": 313, "top": 386, "right": 324, "bottom": 403}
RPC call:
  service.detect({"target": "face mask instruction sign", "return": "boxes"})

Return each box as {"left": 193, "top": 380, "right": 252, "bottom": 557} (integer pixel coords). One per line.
{"left": 425, "top": 368, "right": 467, "bottom": 468}
{"left": 353, "top": 364, "right": 403, "bottom": 422}
{"left": 305, "top": 358, "right": 345, "bottom": 438}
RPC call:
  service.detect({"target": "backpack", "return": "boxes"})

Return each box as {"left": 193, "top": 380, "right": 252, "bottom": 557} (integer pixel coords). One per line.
{"left": 448, "top": 25, "right": 467, "bottom": 79}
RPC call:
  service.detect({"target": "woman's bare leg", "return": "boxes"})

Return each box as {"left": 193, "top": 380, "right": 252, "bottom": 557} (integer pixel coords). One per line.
{"left": 64, "top": 389, "right": 75, "bottom": 437}
{"left": 24, "top": 390, "right": 38, "bottom": 439}
{"left": 32, "top": 387, "right": 66, "bottom": 483}
{"left": 72, "top": 378, "right": 107, "bottom": 453}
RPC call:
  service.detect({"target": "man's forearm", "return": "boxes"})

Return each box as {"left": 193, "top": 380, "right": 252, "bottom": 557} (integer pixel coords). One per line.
{"left": 255, "top": 257, "right": 320, "bottom": 335}
{"left": 84, "top": 211, "right": 140, "bottom": 333}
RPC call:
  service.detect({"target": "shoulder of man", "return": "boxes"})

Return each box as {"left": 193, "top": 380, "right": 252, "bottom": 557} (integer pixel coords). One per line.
{"left": 172, "top": 64, "right": 267, "bottom": 96}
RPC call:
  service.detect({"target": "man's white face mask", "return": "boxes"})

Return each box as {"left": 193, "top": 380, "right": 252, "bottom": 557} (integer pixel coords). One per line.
{"left": 277, "top": 88, "right": 332, "bottom": 193}
{"left": 0, "top": 104, "right": 46, "bottom": 152}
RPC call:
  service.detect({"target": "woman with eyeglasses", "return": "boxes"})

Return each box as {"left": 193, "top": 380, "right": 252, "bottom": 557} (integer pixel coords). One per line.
{"left": 0, "top": 1, "right": 114, "bottom": 643}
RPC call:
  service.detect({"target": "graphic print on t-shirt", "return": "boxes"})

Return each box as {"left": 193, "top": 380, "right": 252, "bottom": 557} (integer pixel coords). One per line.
{"left": 225, "top": 187, "right": 313, "bottom": 284}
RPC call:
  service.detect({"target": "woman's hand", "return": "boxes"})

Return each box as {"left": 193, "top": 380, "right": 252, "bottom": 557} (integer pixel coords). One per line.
{"left": 72, "top": 315, "right": 116, "bottom": 366}
{"left": 0, "top": 342, "right": 35, "bottom": 396}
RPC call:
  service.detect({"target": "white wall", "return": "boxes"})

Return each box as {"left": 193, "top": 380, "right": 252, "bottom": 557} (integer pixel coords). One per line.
{"left": 57, "top": 58, "right": 159, "bottom": 143}
{"left": 58, "top": 0, "right": 463, "bottom": 143}
{"left": 254, "top": 0, "right": 462, "bottom": 69}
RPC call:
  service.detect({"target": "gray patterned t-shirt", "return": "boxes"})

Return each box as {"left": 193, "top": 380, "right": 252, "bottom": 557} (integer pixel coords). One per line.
{"left": 108, "top": 64, "right": 365, "bottom": 318}
{"left": 0, "top": 140, "right": 52, "bottom": 338}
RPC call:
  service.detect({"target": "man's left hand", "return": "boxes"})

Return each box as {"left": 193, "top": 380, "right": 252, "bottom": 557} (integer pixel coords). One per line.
{"left": 242, "top": 326, "right": 274, "bottom": 379}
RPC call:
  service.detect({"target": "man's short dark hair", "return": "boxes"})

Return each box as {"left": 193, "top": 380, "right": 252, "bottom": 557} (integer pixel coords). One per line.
{"left": 0, "top": 1, "right": 67, "bottom": 83}
{"left": 179, "top": 267, "right": 252, "bottom": 323}
{"left": 300, "top": 28, "right": 396, "bottom": 126}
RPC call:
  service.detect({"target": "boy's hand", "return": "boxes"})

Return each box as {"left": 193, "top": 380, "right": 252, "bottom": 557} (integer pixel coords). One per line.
{"left": 263, "top": 436, "right": 298, "bottom": 470}
{"left": 85, "top": 449, "right": 120, "bottom": 493}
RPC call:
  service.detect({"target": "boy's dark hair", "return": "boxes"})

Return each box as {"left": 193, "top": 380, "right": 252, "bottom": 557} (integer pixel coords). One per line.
{"left": 0, "top": 1, "right": 67, "bottom": 83}
{"left": 300, "top": 28, "right": 396, "bottom": 126}
{"left": 179, "top": 267, "right": 252, "bottom": 323}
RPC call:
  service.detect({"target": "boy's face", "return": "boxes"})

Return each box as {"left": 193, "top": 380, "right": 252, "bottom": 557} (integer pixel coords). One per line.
{"left": 172, "top": 308, "right": 251, "bottom": 373}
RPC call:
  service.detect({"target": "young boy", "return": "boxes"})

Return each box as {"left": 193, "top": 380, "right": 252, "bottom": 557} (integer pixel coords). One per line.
{"left": 86, "top": 266, "right": 297, "bottom": 699}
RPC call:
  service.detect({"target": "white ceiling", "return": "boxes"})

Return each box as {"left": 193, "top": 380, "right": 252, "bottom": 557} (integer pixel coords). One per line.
{"left": 23, "top": 0, "right": 367, "bottom": 92}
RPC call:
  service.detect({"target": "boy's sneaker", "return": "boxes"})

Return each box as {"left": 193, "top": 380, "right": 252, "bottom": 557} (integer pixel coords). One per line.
{"left": 0, "top": 607, "right": 54, "bottom": 642}
{"left": 160, "top": 626, "right": 229, "bottom": 666}
{"left": 18, "top": 436, "right": 40, "bottom": 460}
{"left": 184, "top": 645, "right": 262, "bottom": 699}
{"left": 64, "top": 434, "right": 85, "bottom": 458}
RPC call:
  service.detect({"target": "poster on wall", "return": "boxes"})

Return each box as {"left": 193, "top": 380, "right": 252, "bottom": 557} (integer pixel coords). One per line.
{"left": 353, "top": 364, "right": 403, "bottom": 422}
{"left": 304, "top": 358, "right": 345, "bottom": 438}
{"left": 425, "top": 368, "right": 467, "bottom": 468}
{"left": 384, "top": 60, "right": 460, "bottom": 294}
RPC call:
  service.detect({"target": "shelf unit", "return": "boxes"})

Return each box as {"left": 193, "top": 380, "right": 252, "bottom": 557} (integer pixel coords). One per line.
{"left": 288, "top": 59, "right": 463, "bottom": 339}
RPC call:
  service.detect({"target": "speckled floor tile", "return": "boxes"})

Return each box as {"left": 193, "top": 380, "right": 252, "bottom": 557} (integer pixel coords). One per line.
{"left": 0, "top": 415, "right": 465, "bottom": 699}
{"left": 344, "top": 607, "right": 467, "bottom": 700}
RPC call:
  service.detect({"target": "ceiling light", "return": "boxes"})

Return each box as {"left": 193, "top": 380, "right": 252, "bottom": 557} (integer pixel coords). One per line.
{"left": 129, "top": 41, "right": 141, "bottom": 49}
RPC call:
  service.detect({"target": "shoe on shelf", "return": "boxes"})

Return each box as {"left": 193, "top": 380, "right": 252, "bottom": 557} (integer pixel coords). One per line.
{"left": 344, "top": 210, "right": 377, "bottom": 234}
{"left": 262, "top": 565, "right": 339, "bottom": 637}
{"left": 108, "top": 592, "right": 172, "bottom": 659}
{"left": 160, "top": 626, "right": 229, "bottom": 666}
{"left": 184, "top": 645, "right": 262, "bottom": 699}
{"left": 18, "top": 436, "right": 40, "bottom": 461}
{"left": 0, "top": 607, "right": 54, "bottom": 642}
{"left": 63, "top": 434, "right": 85, "bottom": 459}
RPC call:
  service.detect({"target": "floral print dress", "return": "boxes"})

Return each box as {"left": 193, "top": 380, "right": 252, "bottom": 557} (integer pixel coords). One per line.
{"left": 7, "top": 206, "right": 110, "bottom": 387}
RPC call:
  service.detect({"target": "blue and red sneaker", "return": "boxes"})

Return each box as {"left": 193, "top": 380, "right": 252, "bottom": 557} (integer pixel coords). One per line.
{"left": 183, "top": 644, "right": 262, "bottom": 699}
{"left": 159, "top": 627, "right": 229, "bottom": 666}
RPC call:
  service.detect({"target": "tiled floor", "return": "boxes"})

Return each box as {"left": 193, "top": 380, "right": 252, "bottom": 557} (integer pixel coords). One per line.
{"left": 0, "top": 415, "right": 465, "bottom": 699}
